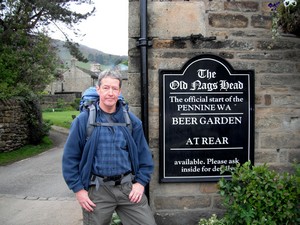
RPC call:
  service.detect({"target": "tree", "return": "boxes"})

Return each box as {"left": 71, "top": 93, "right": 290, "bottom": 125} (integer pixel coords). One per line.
{"left": 0, "top": 0, "right": 95, "bottom": 98}
{"left": 0, "top": 0, "right": 95, "bottom": 144}
{"left": 0, "top": 0, "right": 95, "bottom": 61}
{"left": 0, "top": 30, "right": 61, "bottom": 98}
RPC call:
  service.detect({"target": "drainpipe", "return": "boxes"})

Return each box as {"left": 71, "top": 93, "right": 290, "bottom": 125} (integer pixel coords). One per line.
{"left": 137, "top": 0, "right": 150, "bottom": 142}
{"left": 137, "top": 0, "right": 151, "bottom": 200}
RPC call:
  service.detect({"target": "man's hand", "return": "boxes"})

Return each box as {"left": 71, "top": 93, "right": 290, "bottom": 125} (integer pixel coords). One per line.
{"left": 129, "top": 182, "right": 145, "bottom": 203}
{"left": 76, "top": 189, "right": 96, "bottom": 212}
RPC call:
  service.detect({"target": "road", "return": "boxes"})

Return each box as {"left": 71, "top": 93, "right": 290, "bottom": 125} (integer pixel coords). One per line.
{"left": 0, "top": 127, "right": 82, "bottom": 225}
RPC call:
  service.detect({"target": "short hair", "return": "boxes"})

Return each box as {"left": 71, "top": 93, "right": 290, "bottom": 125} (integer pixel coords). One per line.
{"left": 97, "top": 69, "right": 123, "bottom": 87}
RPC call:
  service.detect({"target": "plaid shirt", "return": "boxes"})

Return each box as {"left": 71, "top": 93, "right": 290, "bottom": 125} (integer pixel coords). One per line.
{"left": 92, "top": 109, "right": 132, "bottom": 177}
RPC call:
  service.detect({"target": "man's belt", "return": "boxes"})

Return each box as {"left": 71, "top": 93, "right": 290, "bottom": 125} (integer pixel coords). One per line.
{"left": 90, "top": 171, "right": 133, "bottom": 188}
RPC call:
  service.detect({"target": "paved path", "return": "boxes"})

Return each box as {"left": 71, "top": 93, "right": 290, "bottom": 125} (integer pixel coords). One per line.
{"left": 0, "top": 127, "right": 82, "bottom": 225}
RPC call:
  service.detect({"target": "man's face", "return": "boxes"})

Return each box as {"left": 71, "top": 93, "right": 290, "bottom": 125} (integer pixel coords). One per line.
{"left": 96, "top": 77, "right": 121, "bottom": 113}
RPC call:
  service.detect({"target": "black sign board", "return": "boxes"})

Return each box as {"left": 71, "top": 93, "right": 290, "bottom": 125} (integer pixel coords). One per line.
{"left": 159, "top": 54, "right": 254, "bottom": 182}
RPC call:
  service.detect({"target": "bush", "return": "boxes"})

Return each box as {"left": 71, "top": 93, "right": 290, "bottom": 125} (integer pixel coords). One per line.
{"left": 70, "top": 97, "right": 81, "bottom": 110}
{"left": 110, "top": 212, "right": 122, "bottom": 225}
{"left": 217, "top": 161, "right": 300, "bottom": 225}
{"left": 42, "top": 119, "right": 53, "bottom": 134}
{"left": 20, "top": 94, "right": 50, "bottom": 144}
{"left": 268, "top": 0, "right": 300, "bottom": 37}
{"left": 198, "top": 214, "right": 225, "bottom": 225}
{"left": 56, "top": 98, "right": 66, "bottom": 109}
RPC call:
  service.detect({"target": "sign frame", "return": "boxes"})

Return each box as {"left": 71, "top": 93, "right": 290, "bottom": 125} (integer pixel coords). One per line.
{"left": 159, "top": 54, "right": 255, "bottom": 183}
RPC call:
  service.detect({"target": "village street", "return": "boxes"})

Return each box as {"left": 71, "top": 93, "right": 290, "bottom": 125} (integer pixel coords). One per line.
{"left": 0, "top": 127, "right": 82, "bottom": 225}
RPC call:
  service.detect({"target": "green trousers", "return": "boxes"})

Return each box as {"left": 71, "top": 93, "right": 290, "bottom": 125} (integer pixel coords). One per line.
{"left": 83, "top": 182, "right": 156, "bottom": 225}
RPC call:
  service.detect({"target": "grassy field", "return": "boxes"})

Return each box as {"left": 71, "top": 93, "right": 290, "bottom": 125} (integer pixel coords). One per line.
{"left": 43, "top": 110, "right": 80, "bottom": 129}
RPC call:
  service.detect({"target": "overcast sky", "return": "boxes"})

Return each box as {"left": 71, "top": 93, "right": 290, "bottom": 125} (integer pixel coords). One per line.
{"left": 50, "top": 0, "right": 129, "bottom": 56}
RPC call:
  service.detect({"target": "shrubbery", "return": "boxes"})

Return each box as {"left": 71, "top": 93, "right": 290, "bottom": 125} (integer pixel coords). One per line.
{"left": 199, "top": 161, "right": 300, "bottom": 225}
{"left": 20, "top": 95, "right": 51, "bottom": 144}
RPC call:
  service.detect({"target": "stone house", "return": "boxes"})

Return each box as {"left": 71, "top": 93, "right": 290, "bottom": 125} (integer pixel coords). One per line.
{"left": 46, "top": 59, "right": 128, "bottom": 96}
{"left": 42, "top": 60, "right": 128, "bottom": 109}
{"left": 46, "top": 59, "right": 99, "bottom": 95}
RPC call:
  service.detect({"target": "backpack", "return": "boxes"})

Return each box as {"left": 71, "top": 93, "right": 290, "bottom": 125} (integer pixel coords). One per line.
{"left": 80, "top": 87, "right": 132, "bottom": 139}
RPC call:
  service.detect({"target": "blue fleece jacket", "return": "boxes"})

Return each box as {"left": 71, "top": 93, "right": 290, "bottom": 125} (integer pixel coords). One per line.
{"left": 62, "top": 101, "right": 154, "bottom": 193}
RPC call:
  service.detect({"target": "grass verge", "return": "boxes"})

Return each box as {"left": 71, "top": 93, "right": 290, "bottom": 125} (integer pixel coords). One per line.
{"left": 0, "top": 136, "right": 53, "bottom": 166}
{"left": 43, "top": 110, "right": 79, "bottom": 129}
{"left": 0, "top": 111, "right": 78, "bottom": 166}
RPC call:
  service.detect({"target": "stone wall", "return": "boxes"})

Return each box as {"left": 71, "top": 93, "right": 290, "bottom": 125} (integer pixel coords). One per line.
{"left": 127, "top": 1, "right": 300, "bottom": 224}
{"left": 40, "top": 93, "right": 78, "bottom": 110}
{"left": 0, "top": 100, "right": 29, "bottom": 152}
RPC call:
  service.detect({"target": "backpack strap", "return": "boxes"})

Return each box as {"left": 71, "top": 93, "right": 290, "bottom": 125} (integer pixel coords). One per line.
{"left": 121, "top": 101, "right": 133, "bottom": 134}
{"left": 91, "top": 122, "right": 127, "bottom": 127}
{"left": 86, "top": 102, "right": 133, "bottom": 140}
{"left": 86, "top": 104, "right": 96, "bottom": 139}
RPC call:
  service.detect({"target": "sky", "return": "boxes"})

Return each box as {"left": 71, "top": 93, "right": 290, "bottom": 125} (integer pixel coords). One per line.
{"left": 50, "top": 0, "right": 129, "bottom": 56}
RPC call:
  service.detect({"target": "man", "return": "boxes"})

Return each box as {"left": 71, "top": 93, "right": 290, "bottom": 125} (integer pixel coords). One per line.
{"left": 62, "top": 69, "right": 156, "bottom": 225}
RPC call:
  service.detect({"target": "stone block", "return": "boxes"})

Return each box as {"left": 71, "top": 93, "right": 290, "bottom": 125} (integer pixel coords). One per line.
{"left": 264, "top": 94, "right": 272, "bottom": 106}
{"left": 128, "top": 1, "right": 140, "bottom": 38}
{"left": 209, "top": 13, "right": 248, "bottom": 28}
{"left": 130, "top": 1, "right": 206, "bottom": 39}
{"left": 230, "top": 29, "right": 271, "bottom": 38}
{"left": 261, "top": 74, "right": 300, "bottom": 87}
{"left": 148, "top": 2, "right": 206, "bottom": 38}
{"left": 213, "top": 195, "right": 226, "bottom": 210}
{"left": 283, "top": 51, "right": 300, "bottom": 62}
{"left": 257, "top": 40, "right": 299, "bottom": 50}
{"left": 128, "top": 53, "right": 140, "bottom": 73}
{"left": 224, "top": 1, "right": 259, "bottom": 12}
{"left": 155, "top": 210, "right": 224, "bottom": 225}
{"left": 260, "top": 132, "right": 300, "bottom": 149}
{"left": 229, "top": 61, "right": 258, "bottom": 71}
{"left": 266, "top": 62, "right": 297, "bottom": 73}
{"left": 156, "top": 182, "right": 201, "bottom": 195}
{"left": 236, "top": 52, "right": 283, "bottom": 60}
{"left": 154, "top": 195, "right": 211, "bottom": 210}
{"left": 152, "top": 56, "right": 187, "bottom": 70}
{"left": 128, "top": 38, "right": 139, "bottom": 53}
{"left": 199, "top": 183, "right": 218, "bottom": 194}
{"left": 255, "top": 150, "right": 278, "bottom": 163}
{"left": 255, "top": 114, "right": 282, "bottom": 130}
{"left": 255, "top": 132, "right": 259, "bottom": 148}
{"left": 152, "top": 39, "right": 176, "bottom": 49}
{"left": 206, "top": 1, "right": 224, "bottom": 12}
{"left": 282, "top": 116, "right": 300, "bottom": 131}
{"left": 197, "top": 39, "right": 255, "bottom": 51}
{"left": 218, "top": 51, "right": 234, "bottom": 59}
{"left": 268, "top": 163, "right": 295, "bottom": 174}
{"left": 272, "top": 95, "right": 300, "bottom": 107}
{"left": 289, "top": 150, "right": 300, "bottom": 163}
{"left": 255, "top": 93, "right": 263, "bottom": 105}
{"left": 251, "top": 15, "right": 272, "bottom": 29}
{"left": 279, "top": 149, "right": 289, "bottom": 163}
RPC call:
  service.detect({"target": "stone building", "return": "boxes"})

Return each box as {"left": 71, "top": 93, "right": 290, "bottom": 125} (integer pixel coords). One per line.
{"left": 125, "top": 1, "right": 300, "bottom": 224}
{"left": 46, "top": 59, "right": 99, "bottom": 95}
{"left": 46, "top": 59, "right": 128, "bottom": 96}
{"left": 42, "top": 60, "right": 128, "bottom": 109}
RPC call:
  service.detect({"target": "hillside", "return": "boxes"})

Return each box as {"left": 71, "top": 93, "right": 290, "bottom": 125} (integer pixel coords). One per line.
{"left": 51, "top": 39, "right": 128, "bottom": 70}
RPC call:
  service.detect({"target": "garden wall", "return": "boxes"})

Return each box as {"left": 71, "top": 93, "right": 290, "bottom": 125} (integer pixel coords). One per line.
{"left": 126, "top": 1, "right": 300, "bottom": 224}
{"left": 40, "top": 93, "right": 78, "bottom": 110}
{"left": 0, "top": 99, "right": 29, "bottom": 152}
